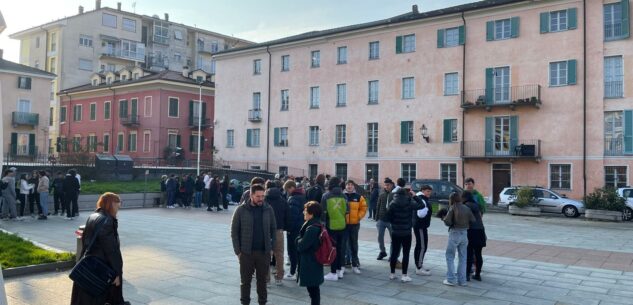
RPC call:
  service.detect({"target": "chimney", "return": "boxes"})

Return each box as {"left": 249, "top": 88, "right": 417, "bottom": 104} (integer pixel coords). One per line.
{"left": 0, "top": 49, "right": 3, "bottom": 60}
{"left": 95, "top": 0, "right": 101, "bottom": 9}
{"left": 78, "top": 6, "right": 84, "bottom": 14}
{"left": 182, "top": 66, "right": 190, "bottom": 78}
{"left": 117, "top": 2, "right": 121, "bottom": 11}
{"left": 412, "top": 4, "right": 419, "bottom": 14}
{"left": 164, "top": 13, "right": 169, "bottom": 21}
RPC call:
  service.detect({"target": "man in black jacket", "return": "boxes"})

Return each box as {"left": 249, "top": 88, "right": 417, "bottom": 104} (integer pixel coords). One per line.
{"left": 305, "top": 174, "right": 325, "bottom": 203}
{"left": 414, "top": 185, "right": 433, "bottom": 276}
{"left": 51, "top": 172, "right": 65, "bottom": 215}
{"left": 264, "top": 181, "right": 290, "bottom": 285}
{"left": 62, "top": 169, "right": 80, "bottom": 220}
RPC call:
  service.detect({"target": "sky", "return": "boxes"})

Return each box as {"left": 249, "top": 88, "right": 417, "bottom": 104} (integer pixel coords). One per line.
{"left": 0, "top": 0, "right": 473, "bottom": 63}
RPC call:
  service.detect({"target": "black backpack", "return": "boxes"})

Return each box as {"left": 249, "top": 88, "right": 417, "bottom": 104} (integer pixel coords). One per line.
{"left": 306, "top": 185, "right": 323, "bottom": 202}
{"left": 0, "top": 180, "right": 8, "bottom": 190}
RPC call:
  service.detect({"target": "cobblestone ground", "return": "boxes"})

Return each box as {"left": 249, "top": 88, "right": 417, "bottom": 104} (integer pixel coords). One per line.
{"left": 2, "top": 207, "right": 633, "bottom": 305}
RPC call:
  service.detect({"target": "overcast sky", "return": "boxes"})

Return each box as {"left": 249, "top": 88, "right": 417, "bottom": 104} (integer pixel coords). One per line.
{"left": 0, "top": 0, "right": 473, "bottom": 62}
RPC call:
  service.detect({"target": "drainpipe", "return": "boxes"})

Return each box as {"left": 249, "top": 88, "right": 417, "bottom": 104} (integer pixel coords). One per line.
{"left": 40, "top": 26, "right": 49, "bottom": 71}
{"left": 265, "top": 46, "right": 272, "bottom": 172}
{"left": 461, "top": 12, "right": 467, "bottom": 185}
{"left": 61, "top": 93, "right": 72, "bottom": 151}
{"left": 582, "top": 0, "right": 587, "bottom": 199}
{"left": 109, "top": 87, "right": 115, "bottom": 154}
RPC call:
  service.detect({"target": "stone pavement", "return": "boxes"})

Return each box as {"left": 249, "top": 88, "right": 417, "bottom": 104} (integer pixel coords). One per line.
{"left": 2, "top": 207, "right": 633, "bottom": 305}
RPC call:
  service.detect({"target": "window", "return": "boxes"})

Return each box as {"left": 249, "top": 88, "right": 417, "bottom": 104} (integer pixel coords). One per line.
{"left": 123, "top": 18, "right": 136, "bottom": 32}
{"left": 402, "top": 77, "right": 415, "bottom": 99}
{"left": 444, "top": 27, "right": 460, "bottom": 47}
{"left": 309, "top": 164, "right": 318, "bottom": 179}
{"left": 143, "top": 131, "right": 151, "bottom": 152}
{"left": 72, "top": 136, "right": 82, "bottom": 152}
{"left": 274, "top": 127, "right": 288, "bottom": 147}
{"left": 441, "top": 163, "right": 457, "bottom": 184}
{"left": 117, "top": 133, "right": 125, "bottom": 152}
{"left": 17, "top": 99, "right": 31, "bottom": 113}
{"left": 226, "top": 130, "right": 234, "bottom": 148}
{"left": 167, "top": 132, "right": 178, "bottom": 149}
{"left": 89, "top": 103, "right": 96, "bottom": 121}
{"left": 102, "top": 13, "right": 117, "bottom": 28}
{"left": 252, "top": 92, "right": 261, "bottom": 110}
{"left": 310, "top": 86, "right": 320, "bottom": 108}
{"left": 119, "top": 100, "right": 128, "bottom": 118}
{"left": 444, "top": 73, "right": 458, "bottom": 95}
{"left": 174, "top": 52, "right": 182, "bottom": 63}
{"left": 253, "top": 59, "right": 262, "bottom": 75}
{"left": 87, "top": 135, "right": 97, "bottom": 152}
{"left": 495, "top": 19, "right": 512, "bottom": 40}
{"left": 396, "top": 34, "right": 416, "bottom": 53}
{"left": 79, "top": 59, "right": 92, "bottom": 71}
{"left": 246, "top": 128, "right": 261, "bottom": 147}
{"left": 60, "top": 106, "right": 67, "bottom": 123}
{"left": 103, "top": 134, "right": 110, "bottom": 153}
{"left": 335, "top": 124, "right": 346, "bottom": 145}
{"left": 280, "top": 89, "right": 289, "bottom": 111}
{"left": 35, "top": 36, "right": 40, "bottom": 48}
{"left": 79, "top": 35, "right": 93, "bottom": 47}
{"left": 210, "top": 40, "right": 219, "bottom": 53}
{"left": 144, "top": 97, "right": 152, "bottom": 117}
{"left": 281, "top": 55, "right": 290, "bottom": 71}
{"left": 604, "top": 56, "right": 623, "bottom": 98}
{"left": 335, "top": 163, "right": 348, "bottom": 181}
{"left": 443, "top": 119, "right": 458, "bottom": 143}
{"left": 367, "top": 123, "right": 378, "bottom": 156}
{"left": 401, "top": 163, "right": 417, "bottom": 183}
{"left": 550, "top": 10, "right": 568, "bottom": 32}
{"left": 550, "top": 61, "right": 568, "bottom": 86}
{"left": 369, "top": 41, "right": 380, "bottom": 59}
{"left": 104, "top": 102, "right": 111, "bottom": 120}
{"left": 605, "top": 166, "right": 627, "bottom": 188}
{"left": 73, "top": 105, "right": 82, "bottom": 121}
{"left": 127, "top": 133, "right": 137, "bottom": 152}
{"left": 311, "top": 50, "right": 320, "bottom": 68}
{"left": 50, "top": 33, "right": 57, "bottom": 52}
{"left": 174, "top": 30, "right": 183, "bottom": 40}
{"left": 400, "top": 121, "right": 414, "bottom": 144}
{"left": 278, "top": 166, "right": 288, "bottom": 177}
{"left": 153, "top": 21, "right": 169, "bottom": 44}
{"left": 605, "top": 111, "right": 624, "bottom": 154}
{"left": 309, "top": 126, "right": 319, "bottom": 146}
{"left": 550, "top": 164, "right": 571, "bottom": 189}
{"left": 337, "top": 46, "right": 347, "bottom": 64}
{"left": 210, "top": 59, "right": 217, "bottom": 74}
{"left": 493, "top": 66, "right": 511, "bottom": 103}
{"left": 49, "top": 107, "right": 54, "bottom": 126}
{"left": 17, "top": 77, "right": 31, "bottom": 89}
{"left": 368, "top": 80, "right": 379, "bottom": 104}
{"left": 604, "top": 2, "right": 628, "bottom": 40}
{"left": 336, "top": 83, "right": 347, "bottom": 107}
{"left": 49, "top": 57, "right": 56, "bottom": 74}
{"left": 168, "top": 98, "right": 179, "bottom": 117}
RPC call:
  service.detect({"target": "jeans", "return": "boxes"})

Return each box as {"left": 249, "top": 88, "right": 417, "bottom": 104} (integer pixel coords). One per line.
{"left": 328, "top": 229, "right": 346, "bottom": 273}
{"left": 1, "top": 196, "right": 17, "bottom": 219}
{"left": 413, "top": 227, "right": 428, "bottom": 269}
{"left": 19, "top": 194, "right": 28, "bottom": 217}
{"left": 239, "top": 251, "right": 270, "bottom": 305}
{"left": 346, "top": 224, "right": 360, "bottom": 267}
{"left": 286, "top": 230, "right": 299, "bottom": 275}
{"left": 375, "top": 220, "right": 392, "bottom": 254}
{"left": 66, "top": 193, "right": 79, "bottom": 218}
{"left": 307, "top": 286, "right": 320, "bottom": 305}
{"left": 194, "top": 191, "right": 203, "bottom": 208}
{"left": 54, "top": 192, "right": 64, "bottom": 214}
{"left": 29, "top": 192, "right": 42, "bottom": 215}
{"left": 167, "top": 191, "right": 176, "bottom": 206}
{"left": 445, "top": 229, "right": 469, "bottom": 284}
{"left": 272, "top": 230, "right": 285, "bottom": 280}
{"left": 390, "top": 234, "right": 412, "bottom": 274}
{"left": 39, "top": 192, "right": 49, "bottom": 216}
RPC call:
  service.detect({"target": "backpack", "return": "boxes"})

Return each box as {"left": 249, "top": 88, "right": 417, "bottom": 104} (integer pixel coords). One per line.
{"left": 312, "top": 223, "right": 336, "bottom": 266}
{"left": 0, "top": 180, "right": 8, "bottom": 190}
{"left": 306, "top": 185, "right": 323, "bottom": 202}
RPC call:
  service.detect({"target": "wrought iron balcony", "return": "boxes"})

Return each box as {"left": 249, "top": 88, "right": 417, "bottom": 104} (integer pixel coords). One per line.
{"left": 189, "top": 116, "right": 211, "bottom": 128}
{"left": 101, "top": 45, "right": 145, "bottom": 62}
{"left": 605, "top": 137, "right": 632, "bottom": 156}
{"left": 248, "top": 109, "right": 262, "bottom": 122}
{"left": 604, "top": 81, "right": 623, "bottom": 98}
{"left": 9, "top": 143, "right": 38, "bottom": 157}
{"left": 197, "top": 44, "right": 219, "bottom": 54}
{"left": 461, "top": 139, "right": 541, "bottom": 161}
{"left": 461, "top": 84, "right": 541, "bottom": 112}
{"left": 120, "top": 115, "right": 140, "bottom": 127}
{"left": 12, "top": 112, "right": 39, "bottom": 126}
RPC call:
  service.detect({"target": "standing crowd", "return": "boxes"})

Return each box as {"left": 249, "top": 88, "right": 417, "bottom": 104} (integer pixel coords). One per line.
{"left": 160, "top": 172, "right": 237, "bottom": 211}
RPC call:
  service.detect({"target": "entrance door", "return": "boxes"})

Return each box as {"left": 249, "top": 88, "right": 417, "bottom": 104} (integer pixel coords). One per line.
{"left": 492, "top": 164, "right": 511, "bottom": 204}
{"left": 365, "top": 163, "right": 379, "bottom": 183}
{"left": 308, "top": 164, "right": 318, "bottom": 179}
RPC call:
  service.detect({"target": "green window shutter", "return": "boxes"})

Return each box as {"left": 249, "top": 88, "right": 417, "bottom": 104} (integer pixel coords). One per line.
{"left": 622, "top": 0, "right": 630, "bottom": 38}
{"left": 624, "top": 110, "right": 633, "bottom": 154}
{"left": 486, "top": 21, "right": 494, "bottom": 41}
{"left": 176, "top": 135, "right": 181, "bottom": 149}
{"left": 200, "top": 135, "right": 205, "bottom": 152}
{"left": 247, "top": 129, "right": 252, "bottom": 147}
{"left": 189, "top": 135, "right": 195, "bottom": 151}
{"left": 485, "top": 68, "right": 494, "bottom": 104}
{"left": 119, "top": 100, "right": 128, "bottom": 118}
{"left": 511, "top": 17, "right": 520, "bottom": 38}
{"left": 567, "top": 59, "right": 577, "bottom": 85}
{"left": 510, "top": 116, "right": 518, "bottom": 153}
{"left": 485, "top": 118, "right": 493, "bottom": 155}
{"left": 568, "top": 8, "right": 577, "bottom": 30}
{"left": 458, "top": 25, "right": 465, "bottom": 45}
{"left": 400, "top": 121, "right": 407, "bottom": 144}
{"left": 202, "top": 102, "right": 207, "bottom": 120}
{"left": 443, "top": 119, "right": 452, "bottom": 143}
{"left": 540, "top": 12, "right": 550, "bottom": 33}
{"left": 131, "top": 99, "right": 137, "bottom": 117}
{"left": 29, "top": 134, "right": 36, "bottom": 155}
{"left": 274, "top": 128, "right": 280, "bottom": 146}
{"left": 189, "top": 100, "right": 194, "bottom": 125}
{"left": 10, "top": 132, "right": 17, "bottom": 155}
{"left": 26, "top": 78, "right": 32, "bottom": 89}
{"left": 437, "top": 29, "right": 445, "bottom": 48}
{"left": 395, "top": 35, "right": 403, "bottom": 54}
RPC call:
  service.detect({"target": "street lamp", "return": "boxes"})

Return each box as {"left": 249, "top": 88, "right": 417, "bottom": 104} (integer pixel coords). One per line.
{"left": 420, "top": 124, "right": 430, "bottom": 143}
{"left": 196, "top": 79, "right": 203, "bottom": 176}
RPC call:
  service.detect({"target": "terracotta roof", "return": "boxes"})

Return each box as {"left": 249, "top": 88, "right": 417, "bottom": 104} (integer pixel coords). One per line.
{"left": 0, "top": 58, "right": 56, "bottom": 78}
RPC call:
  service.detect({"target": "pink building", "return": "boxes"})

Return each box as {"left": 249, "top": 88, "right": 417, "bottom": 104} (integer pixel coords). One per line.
{"left": 214, "top": 0, "right": 633, "bottom": 202}
{"left": 58, "top": 67, "right": 215, "bottom": 163}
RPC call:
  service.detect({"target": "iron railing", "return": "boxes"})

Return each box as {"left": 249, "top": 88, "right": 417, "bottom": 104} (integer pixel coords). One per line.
{"left": 248, "top": 109, "right": 262, "bottom": 122}
{"left": 604, "top": 81, "right": 623, "bottom": 98}
{"left": 12, "top": 112, "right": 39, "bottom": 126}
{"left": 461, "top": 84, "right": 541, "bottom": 109}
{"left": 188, "top": 116, "right": 211, "bottom": 127}
{"left": 7, "top": 144, "right": 38, "bottom": 157}
{"left": 461, "top": 139, "right": 541, "bottom": 159}
{"left": 604, "top": 23, "right": 625, "bottom": 41}
{"left": 120, "top": 115, "right": 140, "bottom": 126}
{"left": 604, "top": 137, "right": 633, "bottom": 156}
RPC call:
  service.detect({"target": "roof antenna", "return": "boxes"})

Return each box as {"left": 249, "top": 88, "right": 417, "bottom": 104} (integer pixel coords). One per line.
{"left": 132, "top": 1, "right": 136, "bottom": 13}
{"left": 412, "top": 4, "right": 419, "bottom": 14}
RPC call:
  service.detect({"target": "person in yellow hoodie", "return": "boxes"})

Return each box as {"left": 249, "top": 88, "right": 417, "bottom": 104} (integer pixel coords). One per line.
{"left": 343, "top": 180, "right": 367, "bottom": 274}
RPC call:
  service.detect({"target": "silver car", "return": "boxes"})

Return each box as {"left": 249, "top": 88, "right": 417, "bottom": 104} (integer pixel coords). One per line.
{"left": 617, "top": 187, "right": 633, "bottom": 221}
{"left": 498, "top": 186, "right": 585, "bottom": 218}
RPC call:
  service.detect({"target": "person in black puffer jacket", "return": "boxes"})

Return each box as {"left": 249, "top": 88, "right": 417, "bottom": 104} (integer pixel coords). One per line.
{"left": 283, "top": 180, "right": 306, "bottom": 280}
{"left": 385, "top": 178, "right": 425, "bottom": 282}
{"left": 413, "top": 184, "right": 433, "bottom": 276}
{"left": 265, "top": 181, "right": 290, "bottom": 284}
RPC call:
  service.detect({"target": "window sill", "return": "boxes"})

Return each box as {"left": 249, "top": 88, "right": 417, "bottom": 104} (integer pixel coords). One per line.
{"left": 402, "top": 97, "right": 415, "bottom": 100}
{"left": 444, "top": 93, "right": 459, "bottom": 96}
{"left": 604, "top": 35, "right": 629, "bottom": 42}
{"left": 549, "top": 84, "right": 570, "bottom": 88}
{"left": 281, "top": 69, "right": 289, "bottom": 72}
{"left": 443, "top": 141, "right": 458, "bottom": 144}
{"left": 309, "top": 106, "right": 320, "bottom": 110}
{"left": 336, "top": 104, "right": 346, "bottom": 108}
{"left": 280, "top": 109, "right": 288, "bottom": 112}
{"left": 335, "top": 143, "right": 346, "bottom": 146}
{"left": 337, "top": 62, "right": 347, "bottom": 65}
{"left": 401, "top": 142, "right": 414, "bottom": 145}
{"left": 309, "top": 144, "right": 319, "bottom": 147}
{"left": 311, "top": 66, "right": 320, "bottom": 69}
{"left": 604, "top": 96, "right": 624, "bottom": 99}
{"left": 369, "top": 57, "right": 380, "bottom": 61}
{"left": 368, "top": 101, "right": 379, "bottom": 105}
{"left": 399, "top": 50, "right": 416, "bottom": 54}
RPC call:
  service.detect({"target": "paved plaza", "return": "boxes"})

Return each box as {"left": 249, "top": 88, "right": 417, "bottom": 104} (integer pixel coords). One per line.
{"left": 2, "top": 207, "right": 633, "bottom": 305}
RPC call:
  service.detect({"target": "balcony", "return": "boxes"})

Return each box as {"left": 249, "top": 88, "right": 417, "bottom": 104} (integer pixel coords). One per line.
{"left": 189, "top": 116, "right": 211, "bottom": 128}
{"left": 9, "top": 144, "right": 38, "bottom": 157}
{"left": 121, "top": 115, "right": 140, "bottom": 127}
{"left": 461, "top": 139, "right": 541, "bottom": 162}
{"left": 248, "top": 109, "right": 262, "bottom": 122}
{"left": 101, "top": 45, "right": 145, "bottom": 62}
{"left": 12, "top": 112, "right": 39, "bottom": 127}
{"left": 197, "top": 44, "right": 219, "bottom": 55}
{"left": 605, "top": 138, "right": 632, "bottom": 156}
{"left": 462, "top": 85, "right": 541, "bottom": 112}
{"left": 148, "top": 56, "right": 169, "bottom": 69}
{"left": 604, "top": 81, "right": 623, "bottom": 98}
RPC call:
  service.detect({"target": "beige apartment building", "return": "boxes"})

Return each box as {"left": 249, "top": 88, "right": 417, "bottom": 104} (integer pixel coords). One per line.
{"left": 214, "top": 0, "right": 633, "bottom": 202}
{"left": 9, "top": 0, "right": 251, "bottom": 153}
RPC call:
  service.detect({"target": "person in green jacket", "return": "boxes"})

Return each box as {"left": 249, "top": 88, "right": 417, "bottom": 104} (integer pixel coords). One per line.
{"left": 320, "top": 176, "right": 348, "bottom": 281}
{"left": 296, "top": 201, "right": 324, "bottom": 305}
{"left": 464, "top": 178, "right": 486, "bottom": 215}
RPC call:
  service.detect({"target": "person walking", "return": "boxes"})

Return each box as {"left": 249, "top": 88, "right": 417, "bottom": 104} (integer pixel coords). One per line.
{"left": 464, "top": 178, "right": 486, "bottom": 215}
{"left": 463, "top": 191, "right": 486, "bottom": 281}
{"left": 320, "top": 176, "right": 348, "bottom": 281}
{"left": 296, "top": 201, "right": 324, "bottom": 305}
{"left": 343, "top": 180, "right": 367, "bottom": 274}
{"left": 231, "top": 184, "right": 277, "bottom": 305}
{"left": 63, "top": 169, "right": 81, "bottom": 220}
{"left": 442, "top": 192, "right": 476, "bottom": 286}
{"left": 51, "top": 172, "right": 65, "bottom": 215}
{"left": 18, "top": 174, "right": 33, "bottom": 218}
{"left": 283, "top": 180, "right": 306, "bottom": 281}
{"left": 194, "top": 175, "right": 205, "bottom": 208}
{"left": 37, "top": 171, "right": 49, "bottom": 220}
{"left": 368, "top": 179, "right": 379, "bottom": 220}
{"left": 70, "top": 192, "right": 130, "bottom": 305}
{"left": 166, "top": 174, "right": 178, "bottom": 209}
{"left": 385, "top": 178, "right": 425, "bottom": 282}
{"left": 374, "top": 178, "right": 395, "bottom": 260}
{"left": 306, "top": 174, "right": 325, "bottom": 203}
{"left": 265, "top": 181, "right": 290, "bottom": 285}
{"left": 414, "top": 185, "right": 433, "bottom": 276}
{"left": 1, "top": 169, "right": 19, "bottom": 221}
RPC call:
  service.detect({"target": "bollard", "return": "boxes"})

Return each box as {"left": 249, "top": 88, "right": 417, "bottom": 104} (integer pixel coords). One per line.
{"left": 75, "top": 225, "right": 85, "bottom": 263}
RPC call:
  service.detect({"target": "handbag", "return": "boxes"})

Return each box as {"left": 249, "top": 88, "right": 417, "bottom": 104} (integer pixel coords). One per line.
{"left": 69, "top": 217, "right": 118, "bottom": 297}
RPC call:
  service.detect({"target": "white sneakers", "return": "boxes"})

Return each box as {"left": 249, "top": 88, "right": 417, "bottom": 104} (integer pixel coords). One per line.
{"left": 401, "top": 275, "right": 412, "bottom": 283}
{"left": 389, "top": 273, "right": 397, "bottom": 280}
{"left": 336, "top": 269, "right": 344, "bottom": 279}
{"left": 443, "top": 279, "right": 455, "bottom": 286}
{"left": 352, "top": 267, "right": 361, "bottom": 274}
{"left": 283, "top": 273, "right": 296, "bottom": 281}
{"left": 274, "top": 279, "right": 283, "bottom": 286}
{"left": 415, "top": 268, "right": 432, "bottom": 276}
{"left": 324, "top": 273, "right": 338, "bottom": 281}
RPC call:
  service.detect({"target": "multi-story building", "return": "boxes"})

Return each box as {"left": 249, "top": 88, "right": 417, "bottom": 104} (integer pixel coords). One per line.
{"left": 214, "top": 0, "right": 633, "bottom": 202}
{"left": 9, "top": 0, "right": 251, "bottom": 154}
{"left": 57, "top": 67, "right": 215, "bottom": 162}
{"left": 0, "top": 50, "right": 56, "bottom": 160}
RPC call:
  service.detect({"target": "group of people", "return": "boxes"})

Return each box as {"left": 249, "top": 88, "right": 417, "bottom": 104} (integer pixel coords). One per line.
{"left": 231, "top": 173, "right": 488, "bottom": 305}
{"left": 160, "top": 172, "right": 239, "bottom": 211}
{"left": 0, "top": 167, "right": 82, "bottom": 221}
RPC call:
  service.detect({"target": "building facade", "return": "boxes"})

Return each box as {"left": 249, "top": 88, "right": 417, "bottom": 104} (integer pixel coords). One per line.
{"left": 9, "top": 0, "right": 251, "bottom": 154}
{"left": 214, "top": 0, "right": 633, "bottom": 202}
{"left": 0, "top": 51, "right": 56, "bottom": 161}
{"left": 57, "top": 67, "right": 214, "bottom": 163}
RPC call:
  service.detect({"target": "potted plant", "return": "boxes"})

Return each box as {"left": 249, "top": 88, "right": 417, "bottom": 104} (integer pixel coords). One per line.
{"left": 508, "top": 187, "right": 541, "bottom": 216}
{"left": 584, "top": 187, "right": 626, "bottom": 222}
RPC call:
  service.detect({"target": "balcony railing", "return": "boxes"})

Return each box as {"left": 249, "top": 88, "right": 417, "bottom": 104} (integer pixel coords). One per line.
{"left": 12, "top": 112, "right": 39, "bottom": 126}
{"left": 149, "top": 56, "right": 169, "bottom": 69}
{"left": 461, "top": 139, "right": 541, "bottom": 161}
{"left": 248, "top": 109, "right": 262, "bottom": 122}
{"left": 189, "top": 116, "right": 211, "bottom": 128}
{"left": 461, "top": 84, "right": 541, "bottom": 111}
{"left": 101, "top": 45, "right": 145, "bottom": 62}
{"left": 605, "top": 137, "right": 632, "bottom": 156}
{"left": 604, "top": 81, "right": 623, "bottom": 98}
{"left": 197, "top": 44, "right": 219, "bottom": 54}
{"left": 605, "top": 23, "right": 625, "bottom": 41}
{"left": 9, "top": 144, "right": 38, "bottom": 157}
{"left": 121, "top": 115, "right": 140, "bottom": 126}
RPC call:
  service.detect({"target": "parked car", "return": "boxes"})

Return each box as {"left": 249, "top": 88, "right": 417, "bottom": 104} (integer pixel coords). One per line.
{"left": 498, "top": 186, "right": 584, "bottom": 218}
{"left": 616, "top": 187, "right": 633, "bottom": 221}
{"left": 410, "top": 179, "right": 464, "bottom": 204}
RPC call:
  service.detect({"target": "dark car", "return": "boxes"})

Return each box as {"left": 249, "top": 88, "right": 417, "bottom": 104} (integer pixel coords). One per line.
{"left": 410, "top": 179, "right": 464, "bottom": 204}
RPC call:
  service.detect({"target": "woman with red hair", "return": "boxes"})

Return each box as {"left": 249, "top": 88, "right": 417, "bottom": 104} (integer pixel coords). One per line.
{"left": 71, "top": 192, "right": 130, "bottom": 305}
